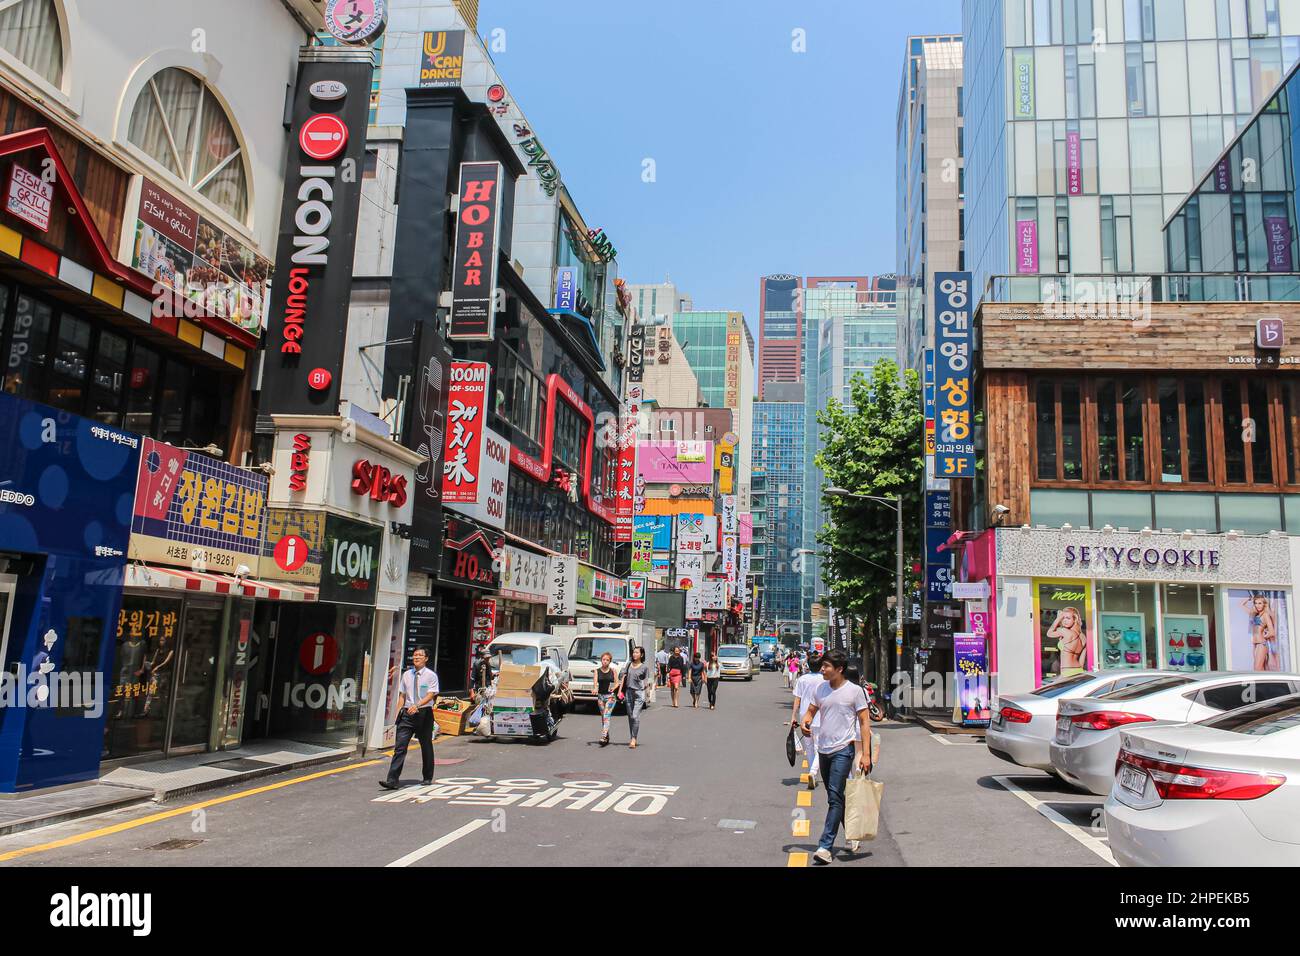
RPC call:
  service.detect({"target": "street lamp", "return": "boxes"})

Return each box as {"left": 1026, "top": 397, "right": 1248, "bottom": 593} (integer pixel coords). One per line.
{"left": 823, "top": 486, "right": 905, "bottom": 681}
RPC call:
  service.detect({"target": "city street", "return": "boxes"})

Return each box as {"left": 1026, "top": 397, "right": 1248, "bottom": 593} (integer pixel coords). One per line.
{"left": 0, "top": 673, "right": 1113, "bottom": 868}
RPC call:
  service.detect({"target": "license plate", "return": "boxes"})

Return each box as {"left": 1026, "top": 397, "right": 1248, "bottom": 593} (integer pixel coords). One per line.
{"left": 1119, "top": 764, "right": 1147, "bottom": 797}
{"left": 1055, "top": 716, "right": 1072, "bottom": 744}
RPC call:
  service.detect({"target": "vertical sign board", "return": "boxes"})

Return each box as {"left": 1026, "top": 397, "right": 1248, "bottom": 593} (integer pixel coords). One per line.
{"left": 933, "top": 272, "right": 976, "bottom": 480}
{"left": 955, "top": 632, "right": 991, "bottom": 727}
{"left": 448, "top": 162, "right": 503, "bottom": 340}
{"left": 554, "top": 265, "right": 578, "bottom": 311}
{"left": 547, "top": 554, "right": 577, "bottom": 617}
{"left": 627, "top": 323, "right": 645, "bottom": 382}
{"left": 615, "top": 383, "right": 641, "bottom": 542}
{"left": 624, "top": 575, "right": 647, "bottom": 612}
{"left": 630, "top": 532, "right": 654, "bottom": 573}
{"left": 408, "top": 329, "right": 451, "bottom": 573}
{"left": 403, "top": 596, "right": 442, "bottom": 667}
{"left": 925, "top": 491, "right": 952, "bottom": 602}
{"left": 418, "top": 30, "right": 465, "bottom": 88}
{"left": 262, "top": 55, "right": 373, "bottom": 415}
{"left": 923, "top": 347, "right": 936, "bottom": 466}
{"left": 441, "top": 361, "right": 490, "bottom": 503}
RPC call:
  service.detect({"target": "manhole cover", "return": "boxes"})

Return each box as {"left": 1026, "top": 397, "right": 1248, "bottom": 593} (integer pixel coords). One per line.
{"left": 555, "top": 771, "right": 612, "bottom": 781}
{"left": 146, "top": 839, "right": 204, "bottom": 851}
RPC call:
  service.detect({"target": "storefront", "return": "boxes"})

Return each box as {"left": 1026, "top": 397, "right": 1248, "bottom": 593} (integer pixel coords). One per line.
{"left": 436, "top": 514, "right": 504, "bottom": 692}
{"left": 576, "top": 563, "right": 623, "bottom": 620}
{"left": 0, "top": 393, "right": 141, "bottom": 792}
{"left": 971, "top": 526, "right": 1296, "bottom": 697}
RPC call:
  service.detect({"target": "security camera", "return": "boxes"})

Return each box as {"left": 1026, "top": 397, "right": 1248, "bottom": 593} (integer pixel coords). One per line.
{"left": 993, "top": 504, "right": 1010, "bottom": 515}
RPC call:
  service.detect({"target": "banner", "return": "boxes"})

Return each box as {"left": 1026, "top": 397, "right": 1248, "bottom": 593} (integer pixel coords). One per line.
{"left": 721, "top": 494, "right": 738, "bottom": 534}
{"left": 615, "top": 384, "right": 641, "bottom": 542}
{"left": 441, "top": 361, "right": 490, "bottom": 503}
{"left": 634, "top": 514, "right": 672, "bottom": 550}
{"left": 449, "top": 424, "right": 509, "bottom": 529}
{"left": 933, "top": 272, "right": 976, "bottom": 479}
{"left": 630, "top": 532, "right": 654, "bottom": 573}
{"left": 954, "top": 632, "right": 991, "bottom": 726}
{"left": 1066, "top": 130, "right": 1082, "bottom": 196}
{"left": 1016, "top": 219, "right": 1038, "bottom": 273}
{"left": 722, "top": 534, "right": 738, "bottom": 583}
{"left": 1013, "top": 49, "right": 1035, "bottom": 117}
{"left": 448, "top": 162, "right": 503, "bottom": 340}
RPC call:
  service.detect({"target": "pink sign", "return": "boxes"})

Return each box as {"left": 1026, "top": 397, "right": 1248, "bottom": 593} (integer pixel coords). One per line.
{"left": 637, "top": 441, "right": 714, "bottom": 483}
{"left": 1066, "top": 131, "right": 1082, "bottom": 196}
{"left": 739, "top": 513, "right": 753, "bottom": 546}
{"left": 1016, "top": 219, "right": 1038, "bottom": 274}
{"left": 969, "top": 611, "right": 989, "bottom": 635}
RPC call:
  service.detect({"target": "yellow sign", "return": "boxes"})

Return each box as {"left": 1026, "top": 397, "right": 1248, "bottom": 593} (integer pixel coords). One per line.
{"left": 715, "top": 440, "right": 736, "bottom": 495}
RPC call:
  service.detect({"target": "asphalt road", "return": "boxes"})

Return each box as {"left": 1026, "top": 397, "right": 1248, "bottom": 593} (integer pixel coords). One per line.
{"left": 0, "top": 671, "right": 1114, "bottom": 867}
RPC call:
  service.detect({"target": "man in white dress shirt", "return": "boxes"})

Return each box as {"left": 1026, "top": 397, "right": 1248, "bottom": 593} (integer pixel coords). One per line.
{"left": 380, "top": 647, "right": 439, "bottom": 789}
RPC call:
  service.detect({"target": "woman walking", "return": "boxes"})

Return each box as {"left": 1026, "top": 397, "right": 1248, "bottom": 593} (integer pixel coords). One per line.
{"left": 688, "top": 652, "right": 706, "bottom": 708}
{"left": 667, "top": 645, "right": 686, "bottom": 708}
{"left": 594, "top": 651, "right": 621, "bottom": 746}
{"left": 705, "top": 652, "right": 721, "bottom": 710}
{"left": 786, "top": 653, "right": 800, "bottom": 689}
{"left": 623, "top": 646, "right": 651, "bottom": 748}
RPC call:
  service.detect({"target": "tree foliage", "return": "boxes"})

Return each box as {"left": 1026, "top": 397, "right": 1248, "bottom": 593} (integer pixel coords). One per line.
{"left": 814, "top": 360, "right": 924, "bottom": 618}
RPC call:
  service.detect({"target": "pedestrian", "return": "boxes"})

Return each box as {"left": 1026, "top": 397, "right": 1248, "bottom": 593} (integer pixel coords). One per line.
{"left": 623, "top": 646, "right": 651, "bottom": 749}
{"left": 655, "top": 645, "right": 669, "bottom": 687}
{"left": 688, "top": 652, "right": 705, "bottom": 708}
{"left": 791, "top": 653, "right": 824, "bottom": 788}
{"left": 379, "top": 647, "right": 438, "bottom": 790}
{"left": 595, "top": 651, "right": 621, "bottom": 747}
{"left": 470, "top": 645, "right": 494, "bottom": 700}
{"left": 705, "top": 652, "right": 721, "bottom": 709}
{"left": 785, "top": 653, "right": 799, "bottom": 689}
{"left": 667, "top": 645, "right": 686, "bottom": 708}
{"left": 801, "top": 650, "right": 873, "bottom": 864}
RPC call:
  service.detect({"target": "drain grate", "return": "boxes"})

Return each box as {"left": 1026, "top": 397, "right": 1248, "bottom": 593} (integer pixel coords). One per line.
{"left": 146, "top": 839, "right": 204, "bottom": 851}
{"left": 203, "top": 757, "right": 279, "bottom": 772}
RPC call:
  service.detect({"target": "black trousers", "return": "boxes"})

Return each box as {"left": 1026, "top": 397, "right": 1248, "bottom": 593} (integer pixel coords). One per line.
{"left": 706, "top": 677, "right": 719, "bottom": 705}
{"left": 386, "top": 709, "right": 435, "bottom": 785}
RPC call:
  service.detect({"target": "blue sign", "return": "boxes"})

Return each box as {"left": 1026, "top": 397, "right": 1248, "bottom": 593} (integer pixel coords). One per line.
{"left": 933, "top": 272, "right": 976, "bottom": 478}
{"left": 925, "top": 490, "right": 951, "bottom": 529}
{"left": 554, "top": 266, "right": 578, "bottom": 312}
{"left": 926, "top": 527, "right": 953, "bottom": 601}
{"left": 634, "top": 514, "right": 672, "bottom": 550}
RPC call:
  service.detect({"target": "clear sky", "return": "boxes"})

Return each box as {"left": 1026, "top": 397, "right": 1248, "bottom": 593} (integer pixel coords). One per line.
{"left": 478, "top": 0, "right": 962, "bottom": 329}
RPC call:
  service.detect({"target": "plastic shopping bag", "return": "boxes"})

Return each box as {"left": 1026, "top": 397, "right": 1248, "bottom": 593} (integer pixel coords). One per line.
{"left": 844, "top": 773, "right": 884, "bottom": 842}
{"left": 466, "top": 702, "right": 486, "bottom": 728}
{"left": 785, "top": 725, "right": 798, "bottom": 766}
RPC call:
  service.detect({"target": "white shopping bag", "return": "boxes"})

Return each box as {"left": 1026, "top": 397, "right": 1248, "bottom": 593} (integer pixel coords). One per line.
{"left": 844, "top": 772, "right": 884, "bottom": 842}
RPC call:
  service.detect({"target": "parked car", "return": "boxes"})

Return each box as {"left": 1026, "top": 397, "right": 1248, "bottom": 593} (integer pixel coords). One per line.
{"left": 1105, "top": 692, "right": 1300, "bottom": 866}
{"left": 987, "top": 670, "right": 1167, "bottom": 772}
{"left": 717, "top": 644, "right": 756, "bottom": 680}
{"left": 1049, "top": 672, "right": 1300, "bottom": 795}
{"left": 484, "top": 632, "right": 573, "bottom": 708}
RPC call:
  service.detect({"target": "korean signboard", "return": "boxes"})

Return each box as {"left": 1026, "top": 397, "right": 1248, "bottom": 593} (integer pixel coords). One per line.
{"left": 261, "top": 54, "right": 372, "bottom": 414}
{"left": 418, "top": 30, "right": 464, "bottom": 88}
{"left": 634, "top": 514, "right": 672, "bottom": 550}
{"left": 923, "top": 347, "right": 936, "bottom": 462}
{"left": 725, "top": 312, "right": 742, "bottom": 410}
{"left": 130, "top": 440, "right": 267, "bottom": 573}
{"left": 448, "top": 161, "right": 503, "bottom": 340}
{"left": 259, "top": 506, "right": 326, "bottom": 584}
{"left": 554, "top": 265, "right": 578, "bottom": 311}
{"left": 631, "top": 532, "right": 654, "bottom": 573}
{"left": 450, "top": 424, "right": 509, "bottom": 529}
{"left": 721, "top": 534, "right": 738, "bottom": 583}
{"left": 1013, "top": 49, "right": 1035, "bottom": 117}
{"left": 499, "top": 545, "right": 550, "bottom": 602}
{"left": 615, "top": 385, "right": 640, "bottom": 542}
{"left": 548, "top": 554, "right": 578, "bottom": 616}
{"left": 955, "top": 632, "right": 991, "bottom": 726}
{"left": 441, "top": 516, "right": 501, "bottom": 590}
{"left": 676, "top": 513, "right": 718, "bottom": 552}
{"left": 721, "top": 495, "right": 738, "bottom": 534}
{"left": 716, "top": 440, "right": 736, "bottom": 495}
{"left": 675, "top": 552, "right": 704, "bottom": 591}
{"left": 925, "top": 491, "right": 953, "bottom": 602}
{"left": 578, "top": 564, "right": 621, "bottom": 608}
{"left": 699, "top": 577, "right": 728, "bottom": 611}
{"left": 933, "top": 272, "right": 976, "bottom": 479}
{"left": 122, "top": 176, "right": 272, "bottom": 336}
{"left": 442, "top": 361, "right": 490, "bottom": 503}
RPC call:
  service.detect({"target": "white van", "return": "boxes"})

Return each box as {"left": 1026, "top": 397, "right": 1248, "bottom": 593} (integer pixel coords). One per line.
{"left": 566, "top": 619, "right": 655, "bottom": 701}
{"left": 484, "top": 632, "right": 573, "bottom": 705}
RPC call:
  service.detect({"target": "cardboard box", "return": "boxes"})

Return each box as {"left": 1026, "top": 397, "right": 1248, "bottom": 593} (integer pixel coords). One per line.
{"left": 434, "top": 696, "right": 473, "bottom": 736}
{"left": 497, "top": 663, "right": 545, "bottom": 694}
{"left": 491, "top": 713, "right": 535, "bottom": 736}
{"left": 492, "top": 695, "right": 536, "bottom": 711}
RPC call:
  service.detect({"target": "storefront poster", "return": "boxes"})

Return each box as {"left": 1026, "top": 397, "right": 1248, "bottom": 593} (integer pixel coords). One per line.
{"left": 954, "top": 632, "right": 991, "bottom": 726}
{"left": 1225, "top": 590, "right": 1291, "bottom": 672}
{"left": 1099, "top": 611, "right": 1149, "bottom": 670}
{"left": 1162, "top": 613, "right": 1209, "bottom": 674}
{"left": 1033, "top": 580, "right": 1092, "bottom": 684}
{"left": 130, "top": 438, "right": 267, "bottom": 574}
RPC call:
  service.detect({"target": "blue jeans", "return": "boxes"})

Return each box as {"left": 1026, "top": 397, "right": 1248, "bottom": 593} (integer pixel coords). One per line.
{"left": 817, "top": 745, "right": 856, "bottom": 851}
{"left": 626, "top": 690, "right": 645, "bottom": 739}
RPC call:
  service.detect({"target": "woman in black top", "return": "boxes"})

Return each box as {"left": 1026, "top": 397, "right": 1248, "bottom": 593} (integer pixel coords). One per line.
{"left": 595, "top": 652, "right": 621, "bottom": 746}
{"left": 667, "top": 646, "right": 687, "bottom": 708}
{"left": 688, "top": 652, "right": 706, "bottom": 708}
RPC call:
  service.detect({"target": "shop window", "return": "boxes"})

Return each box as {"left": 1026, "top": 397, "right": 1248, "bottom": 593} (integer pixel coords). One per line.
{"left": 89, "top": 329, "right": 128, "bottom": 426}
{"left": 4, "top": 293, "right": 51, "bottom": 397}
{"left": 1220, "top": 378, "right": 1276, "bottom": 485}
{"left": 1157, "top": 377, "right": 1210, "bottom": 484}
{"left": 127, "top": 67, "right": 249, "bottom": 222}
{"left": 46, "top": 312, "right": 90, "bottom": 414}
{"left": 494, "top": 343, "right": 544, "bottom": 452}
{"left": 1097, "top": 581, "right": 1159, "bottom": 670}
{"left": 1095, "top": 378, "right": 1145, "bottom": 482}
{"left": 158, "top": 357, "right": 190, "bottom": 446}
{"left": 1160, "top": 583, "right": 1217, "bottom": 673}
{"left": 124, "top": 343, "right": 161, "bottom": 435}
{"left": 1153, "top": 491, "right": 1216, "bottom": 531}
{"left": 1218, "top": 493, "right": 1283, "bottom": 533}
{"left": 0, "top": 0, "right": 63, "bottom": 87}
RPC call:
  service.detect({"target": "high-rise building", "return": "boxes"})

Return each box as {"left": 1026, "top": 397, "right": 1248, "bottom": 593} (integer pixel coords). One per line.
{"left": 757, "top": 274, "right": 803, "bottom": 394}
{"left": 753, "top": 383, "right": 806, "bottom": 640}
{"left": 896, "top": 35, "right": 964, "bottom": 372}
{"left": 963, "top": 0, "right": 1300, "bottom": 303}
{"left": 627, "top": 280, "right": 693, "bottom": 323}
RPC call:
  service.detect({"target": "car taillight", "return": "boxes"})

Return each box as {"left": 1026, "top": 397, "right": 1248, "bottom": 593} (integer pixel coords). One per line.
{"left": 1116, "top": 749, "right": 1286, "bottom": 801}
{"left": 1069, "top": 710, "right": 1155, "bottom": 731}
{"left": 1000, "top": 706, "right": 1032, "bottom": 724}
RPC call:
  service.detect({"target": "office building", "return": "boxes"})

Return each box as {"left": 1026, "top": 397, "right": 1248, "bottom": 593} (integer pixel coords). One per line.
{"left": 753, "top": 383, "right": 806, "bottom": 639}
{"left": 758, "top": 274, "right": 803, "bottom": 393}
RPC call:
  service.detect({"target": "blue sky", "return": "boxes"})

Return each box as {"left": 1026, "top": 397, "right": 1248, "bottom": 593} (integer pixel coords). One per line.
{"left": 479, "top": 0, "right": 962, "bottom": 328}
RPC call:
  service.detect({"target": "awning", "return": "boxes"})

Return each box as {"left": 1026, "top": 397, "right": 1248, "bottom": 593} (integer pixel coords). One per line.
{"left": 124, "top": 564, "right": 318, "bottom": 602}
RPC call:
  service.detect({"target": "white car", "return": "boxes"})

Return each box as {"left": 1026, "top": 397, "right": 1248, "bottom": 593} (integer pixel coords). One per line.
{"left": 1105, "top": 693, "right": 1300, "bottom": 866}
{"left": 987, "top": 670, "right": 1167, "bottom": 772}
{"left": 717, "top": 644, "right": 755, "bottom": 680}
{"left": 1050, "top": 672, "right": 1300, "bottom": 795}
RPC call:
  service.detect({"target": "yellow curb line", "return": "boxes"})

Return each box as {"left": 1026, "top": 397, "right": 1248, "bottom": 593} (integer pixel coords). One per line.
{"left": 796, "top": 790, "right": 812, "bottom": 807}
{"left": 787, "top": 851, "right": 809, "bottom": 867}
{"left": 792, "top": 819, "right": 811, "bottom": 838}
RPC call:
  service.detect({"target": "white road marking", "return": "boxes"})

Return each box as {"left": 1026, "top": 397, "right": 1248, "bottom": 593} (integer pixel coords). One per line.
{"left": 928, "top": 733, "right": 986, "bottom": 745}
{"left": 385, "top": 818, "right": 491, "bottom": 867}
{"left": 992, "top": 775, "right": 1116, "bottom": 867}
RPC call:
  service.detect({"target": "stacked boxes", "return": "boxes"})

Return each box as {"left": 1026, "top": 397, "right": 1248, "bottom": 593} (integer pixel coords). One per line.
{"left": 489, "top": 664, "right": 548, "bottom": 737}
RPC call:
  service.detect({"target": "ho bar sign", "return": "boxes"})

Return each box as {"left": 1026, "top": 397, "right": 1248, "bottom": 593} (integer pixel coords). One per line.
{"left": 449, "top": 161, "right": 503, "bottom": 341}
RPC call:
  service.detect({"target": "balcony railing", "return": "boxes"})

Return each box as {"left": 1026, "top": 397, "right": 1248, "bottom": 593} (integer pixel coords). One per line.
{"left": 983, "top": 272, "right": 1300, "bottom": 307}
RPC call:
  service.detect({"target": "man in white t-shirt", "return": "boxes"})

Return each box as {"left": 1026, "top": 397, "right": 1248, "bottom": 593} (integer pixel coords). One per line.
{"left": 801, "top": 649, "right": 872, "bottom": 864}
{"left": 790, "top": 654, "right": 825, "bottom": 787}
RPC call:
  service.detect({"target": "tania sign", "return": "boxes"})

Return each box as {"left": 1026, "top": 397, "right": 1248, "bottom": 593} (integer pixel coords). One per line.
{"left": 449, "top": 162, "right": 503, "bottom": 340}
{"left": 262, "top": 53, "right": 372, "bottom": 415}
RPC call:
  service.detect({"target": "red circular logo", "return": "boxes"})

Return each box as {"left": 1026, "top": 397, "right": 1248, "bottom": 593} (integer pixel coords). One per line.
{"left": 299, "top": 114, "right": 348, "bottom": 161}
{"left": 273, "top": 534, "right": 309, "bottom": 573}
{"left": 487, "top": 84, "right": 505, "bottom": 103}
{"left": 299, "top": 632, "right": 339, "bottom": 676}
{"left": 308, "top": 368, "right": 332, "bottom": 391}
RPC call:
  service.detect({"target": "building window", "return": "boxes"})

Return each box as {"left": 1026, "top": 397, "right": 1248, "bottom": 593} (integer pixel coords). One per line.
{"left": 0, "top": 0, "right": 62, "bottom": 87}
{"left": 127, "top": 68, "right": 249, "bottom": 222}
{"left": 1034, "top": 379, "right": 1084, "bottom": 481}
{"left": 1095, "top": 378, "right": 1146, "bottom": 483}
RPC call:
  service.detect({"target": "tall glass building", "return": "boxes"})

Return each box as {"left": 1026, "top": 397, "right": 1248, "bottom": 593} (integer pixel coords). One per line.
{"left": 753, "top": 385, "right": 806, "bottom": 638}
{"left": 964, "top": 0, "right": 1300, "bottom": 304}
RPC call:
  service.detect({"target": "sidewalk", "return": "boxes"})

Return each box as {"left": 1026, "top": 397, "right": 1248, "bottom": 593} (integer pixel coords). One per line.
{"left": 0, "top": 738, "right": 352, "bottom": 838}
{"left": 909, "top": 708, "right": 987, "bottom": 736}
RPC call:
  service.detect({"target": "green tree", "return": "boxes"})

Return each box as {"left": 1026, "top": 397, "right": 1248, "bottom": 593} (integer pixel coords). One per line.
{"left": 814, "top": 360, "right": 924, "bottom": 671}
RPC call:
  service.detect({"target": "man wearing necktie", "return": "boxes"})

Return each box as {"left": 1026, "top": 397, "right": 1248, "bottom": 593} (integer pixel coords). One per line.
{"left": 380, "top": 647, "right": 438, "bottom": 790}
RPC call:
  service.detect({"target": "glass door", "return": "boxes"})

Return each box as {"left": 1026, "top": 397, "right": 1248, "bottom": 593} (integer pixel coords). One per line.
{"left": 0, "top": 573, "right": 17, "bottom": 668}
{"left": 165, "top": 600, "right": 225, "bottom": 753}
